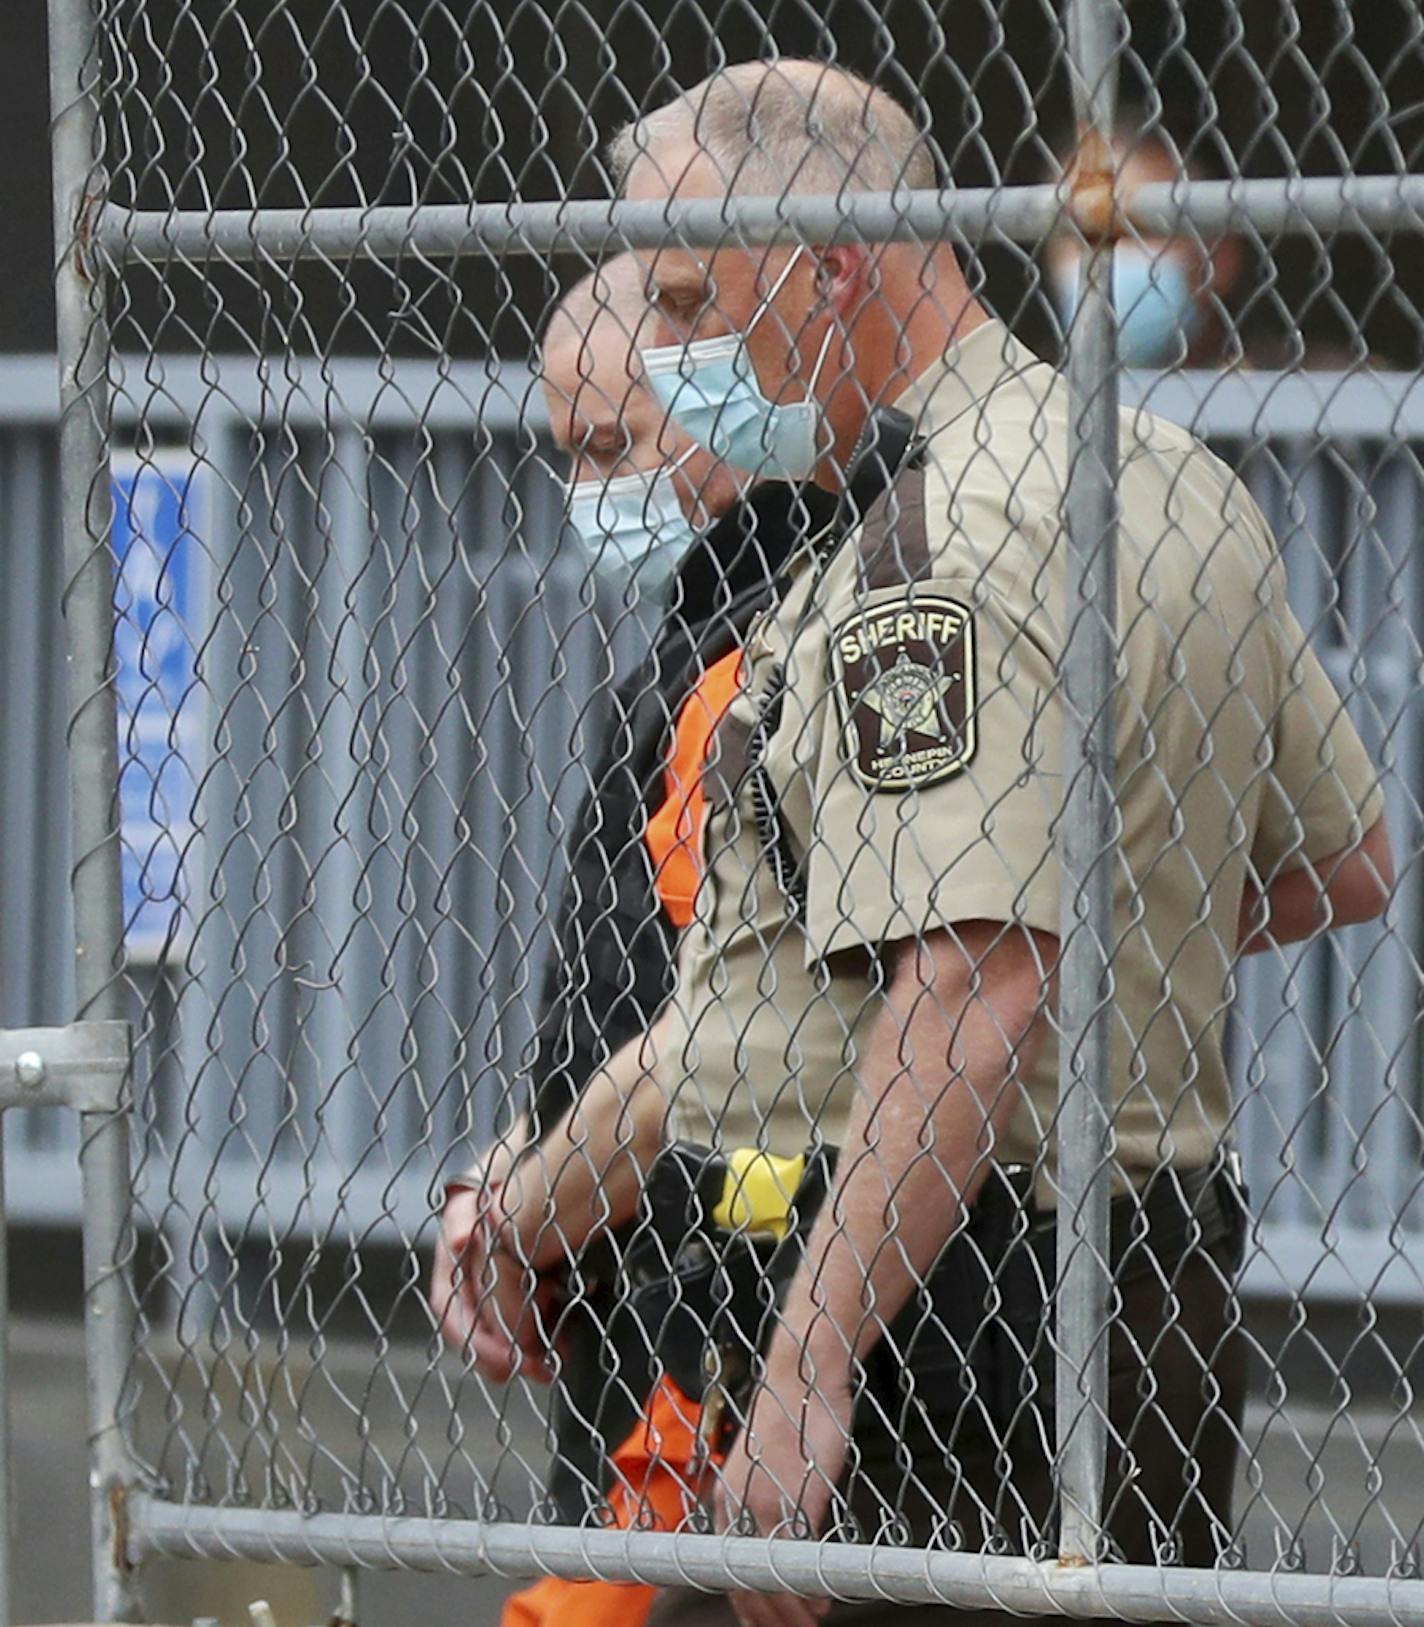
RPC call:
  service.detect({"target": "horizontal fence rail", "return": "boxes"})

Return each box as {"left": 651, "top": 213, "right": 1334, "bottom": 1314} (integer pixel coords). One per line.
{"left": 129, "top": 1498, "right": 1424, "bottom": 1627}
{"left": 97, "top": 176, "right": 1424, "bottom": 263}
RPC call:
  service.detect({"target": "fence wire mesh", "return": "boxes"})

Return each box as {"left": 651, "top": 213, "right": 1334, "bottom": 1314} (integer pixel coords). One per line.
{"left": 38, "top": 0, "right": 1424, "bottom": 1620}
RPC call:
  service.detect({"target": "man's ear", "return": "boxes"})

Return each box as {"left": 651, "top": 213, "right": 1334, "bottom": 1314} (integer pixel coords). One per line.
{"left": 816, "top": 243, "right": 870, "bottom": 316}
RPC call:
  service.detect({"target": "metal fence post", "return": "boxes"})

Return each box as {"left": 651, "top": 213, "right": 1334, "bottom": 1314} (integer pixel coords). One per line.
{"left": 1055, "top": 0, "right": 1124, "bottom": 1566}
{"left": 0, "top": 1120, "right": 11, "bottom": 1627}
{"left": 47, "top": 0, "right": 142, "bottom": 1617}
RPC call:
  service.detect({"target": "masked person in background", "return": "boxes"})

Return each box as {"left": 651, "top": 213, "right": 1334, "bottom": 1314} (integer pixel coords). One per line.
{"left": 429, "top": 256, "right": 834, "bottom": 1627}
{"left": 1045, "top": 113, "right": 1244, "bottom": 370}
{"left": 462, "top": 58, "right": 1391, "bottom": 1627}
{"left": 551, "top": 258, "right": 748, "bottom": 603}
{"left": 1047, "top": 112, "right": 1394, "bottom": 372}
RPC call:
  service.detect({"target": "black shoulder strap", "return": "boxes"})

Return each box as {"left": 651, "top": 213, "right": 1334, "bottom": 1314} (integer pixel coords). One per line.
{"left": 837, "top": 405, "right": 926, "bottom": 545}
{"left": 751, "top": 409, "right": 926, "bottom": 920}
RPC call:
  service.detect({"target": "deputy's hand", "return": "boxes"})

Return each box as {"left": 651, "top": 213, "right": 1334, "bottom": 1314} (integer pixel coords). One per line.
{"left": 713, "top": 1350, "right": 854, "bottom": 1627}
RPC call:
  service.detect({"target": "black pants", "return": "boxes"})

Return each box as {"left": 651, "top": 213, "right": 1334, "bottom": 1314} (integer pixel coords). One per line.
{"left": 645, "top": 1237, "right": 1246, "bottom": 1626}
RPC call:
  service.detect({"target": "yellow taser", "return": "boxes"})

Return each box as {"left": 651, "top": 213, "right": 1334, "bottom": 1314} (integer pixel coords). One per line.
{"left": 710, "top": 1147, "right": 807, "bottom": 1240}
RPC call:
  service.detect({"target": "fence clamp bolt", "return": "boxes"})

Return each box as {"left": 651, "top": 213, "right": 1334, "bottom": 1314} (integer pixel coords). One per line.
{"left": 14, "top": 1051, "right": 46, "bottom": 1089}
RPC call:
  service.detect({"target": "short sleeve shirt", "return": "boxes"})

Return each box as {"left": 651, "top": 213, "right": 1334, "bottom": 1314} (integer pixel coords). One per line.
{"left": 660, "top": 320, "right": 1383, "bottom": 1183}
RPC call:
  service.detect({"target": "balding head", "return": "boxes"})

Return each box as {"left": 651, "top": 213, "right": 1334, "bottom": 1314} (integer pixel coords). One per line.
{"left": 540, "top": 255, "right": 644, "bottom": 436}
{"left": 608, "top": 61, "right": 984, "bottom": 493}
{"left": 608, "top": 60, "right": 937, "bottom": 197}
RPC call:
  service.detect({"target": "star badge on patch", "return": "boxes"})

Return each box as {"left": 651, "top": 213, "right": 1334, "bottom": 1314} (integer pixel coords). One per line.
{"left": 831, "top": 594, "right": 977, "bottom": 790}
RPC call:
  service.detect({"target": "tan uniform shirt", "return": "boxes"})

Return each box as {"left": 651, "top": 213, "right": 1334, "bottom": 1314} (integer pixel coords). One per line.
{"left": 663, "top": 319, "right": 1382, "bottom": 1185}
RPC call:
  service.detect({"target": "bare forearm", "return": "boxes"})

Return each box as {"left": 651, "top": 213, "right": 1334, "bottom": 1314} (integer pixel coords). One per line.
{"left": 1237, "top": 868, "right": 1328, "bottom": 953}
{"left": 499, "top": 1024, "right": 667, "bottom": 1270}
{"left": 772, "top": 925, "right": 1050, "bottom": 1375}
{"left": 449, "top": 1113, "right": 530, "bottom": 1191}
{"left": 781, "top": 1022, "right": 1015, "bottom": 1370}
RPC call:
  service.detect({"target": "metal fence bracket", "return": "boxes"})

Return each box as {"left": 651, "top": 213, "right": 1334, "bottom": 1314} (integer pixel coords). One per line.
{"left": 0, "top": 1024, "right": 130, "bottom": 1116}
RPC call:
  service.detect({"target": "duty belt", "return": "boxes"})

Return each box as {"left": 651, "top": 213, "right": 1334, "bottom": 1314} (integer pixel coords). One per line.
{"left": 612, "top": 1142, "right": 1248, "bottom": 1452}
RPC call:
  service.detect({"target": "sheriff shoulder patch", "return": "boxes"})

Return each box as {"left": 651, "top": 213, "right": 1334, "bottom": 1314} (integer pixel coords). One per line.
{"left": 831, "top": 594, "right": 977, "bottom": 790}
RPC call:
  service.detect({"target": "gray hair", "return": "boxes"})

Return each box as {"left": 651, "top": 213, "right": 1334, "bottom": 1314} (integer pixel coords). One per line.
{"left": 538, "top": 254, "right": 647, "bottom": 376}
{"left": 606, "top": 61, "right": 939, "bottom": 196}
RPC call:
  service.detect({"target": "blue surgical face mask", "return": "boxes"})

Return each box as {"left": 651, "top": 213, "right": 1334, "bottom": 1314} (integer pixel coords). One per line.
{"left": 564, "top": 455, "right": 698, "bottom": 601}
{"left": 1052, "top": 246, "right": 1202, "bottom": 368}
{"left": 641, "top": 246, "right": 836, "bottom": 481}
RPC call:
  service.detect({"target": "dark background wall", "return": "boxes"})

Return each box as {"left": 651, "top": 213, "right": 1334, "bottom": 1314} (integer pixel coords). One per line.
{"left": 4, "top": 5, "right": 58, "bottom": 355}
{"left": 12, "top": 0, "right": 1424, "bottom": 366}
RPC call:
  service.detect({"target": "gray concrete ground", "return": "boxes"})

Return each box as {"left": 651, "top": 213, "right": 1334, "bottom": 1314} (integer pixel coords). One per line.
{"left": 7, "top": 1312, "right": 1422, "bottom": 1627}
{"left": 8, "top": 1316, "right": 524, "bottom": 1627}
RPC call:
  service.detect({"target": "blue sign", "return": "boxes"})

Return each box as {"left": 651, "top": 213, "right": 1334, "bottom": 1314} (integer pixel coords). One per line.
{"left": 111, "top": 455, "right": 209, "bottom": 963}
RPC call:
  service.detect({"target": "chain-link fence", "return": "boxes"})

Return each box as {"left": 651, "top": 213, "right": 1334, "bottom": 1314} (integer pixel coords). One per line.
{"left": 33, "top": 0, "right": 1424, "bottom": 1622}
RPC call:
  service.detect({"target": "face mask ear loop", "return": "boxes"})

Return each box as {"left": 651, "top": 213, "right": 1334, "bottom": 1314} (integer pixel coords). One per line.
{"left": 747, "top": 245, "right": 838, "bottom": 422}
{"left": 780, "top": 289, "right": 841, "bottom": 472}
{"left": 742, "top": 244, "right": 806, "bottom": 342}
{"left": 805, "top": 308, "right": 837, "bottom": 400}
{"left": 660, "top": 442, "right": 715, "bottom": 528}
{"left": 644, "top": 444, "right": 700, "bottom": 513}
{"left": 756, "top": 244, "right": 836, "bottom": 398}
{"left": 664, "top": 443, "right": 700, "bottom": 479}
{"left": 638, "top": 456, "right": 682, "bottom": 526}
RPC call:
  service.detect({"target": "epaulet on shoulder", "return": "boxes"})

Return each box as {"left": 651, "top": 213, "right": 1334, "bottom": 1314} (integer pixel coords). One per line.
{"left": 839, "top": 406, "right": 930, "bottom": 592}
{"left": 855, "top": 459, "right": 931, "bottom": 591}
